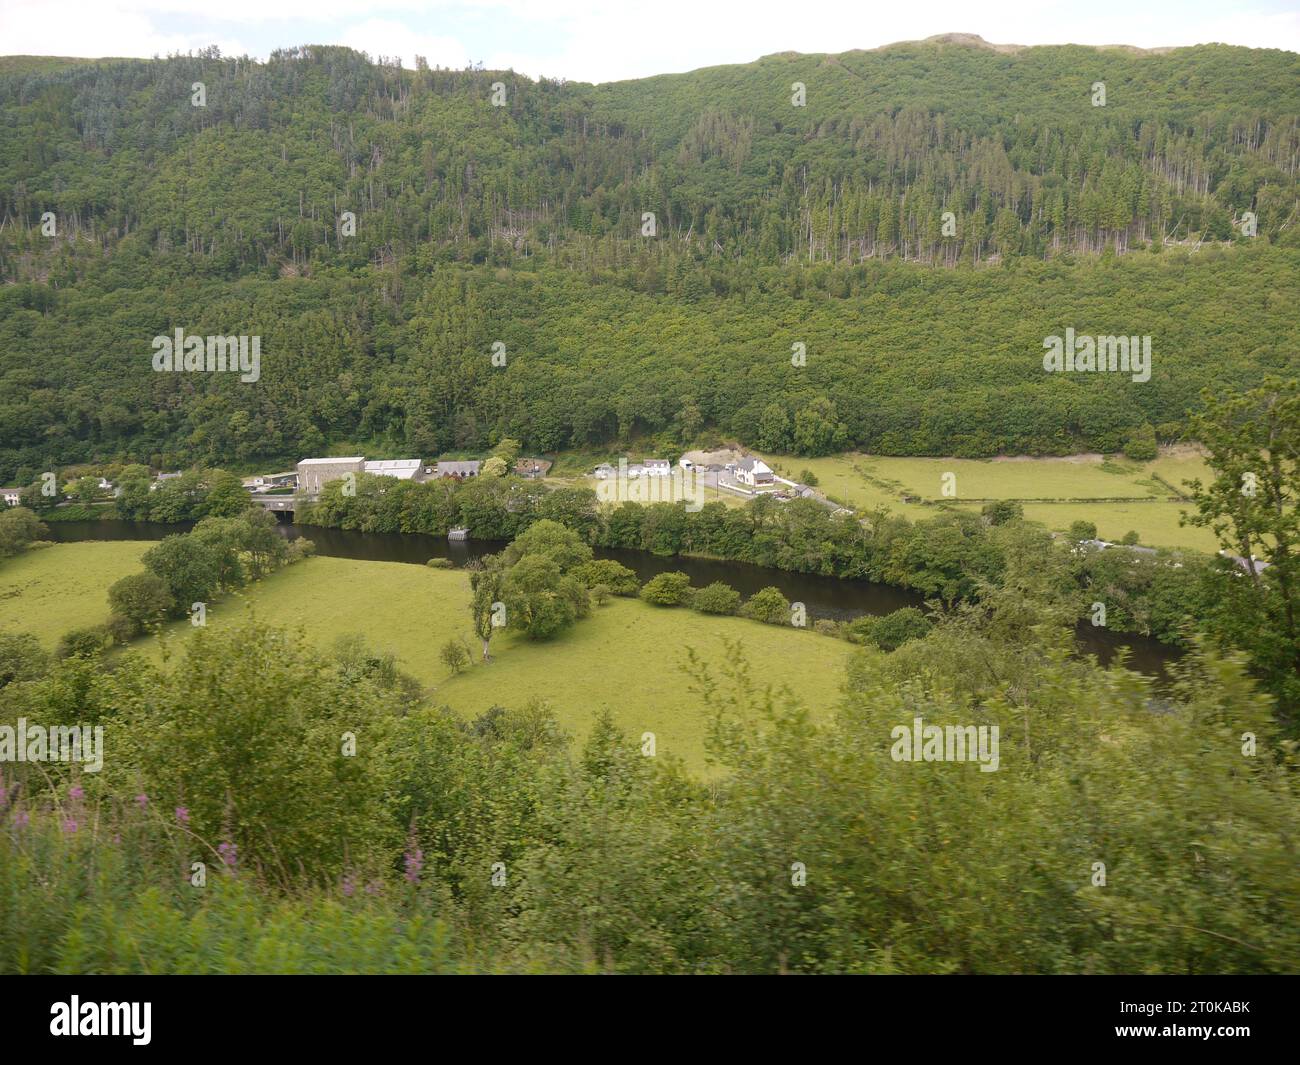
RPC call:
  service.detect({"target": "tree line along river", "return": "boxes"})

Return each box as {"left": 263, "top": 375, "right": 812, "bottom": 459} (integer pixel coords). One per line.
{"left": 46, "top": 519, "right": 1182, "bottom": 679}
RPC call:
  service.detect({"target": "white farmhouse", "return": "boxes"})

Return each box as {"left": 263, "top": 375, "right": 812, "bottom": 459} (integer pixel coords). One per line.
{"left": 735, "top": 457, "right": 775, "bottom": 487}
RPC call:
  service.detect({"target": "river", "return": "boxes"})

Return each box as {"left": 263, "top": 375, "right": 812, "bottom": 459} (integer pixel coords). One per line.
{"left": 45, "top": 518, "right": 1181, "bottom": 677}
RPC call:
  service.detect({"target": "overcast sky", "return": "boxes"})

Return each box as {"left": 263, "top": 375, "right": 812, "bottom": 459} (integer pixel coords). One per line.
{"left": 2, "top": 0, "right": 1296, "bottom": 83}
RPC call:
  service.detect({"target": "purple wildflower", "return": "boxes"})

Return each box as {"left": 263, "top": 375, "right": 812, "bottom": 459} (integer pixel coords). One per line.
{"left": 174, "top": 806, "right": 189, "bottom": 825}
{"left": 69, "top": 785, "right": 84, "bottom": 802}
{"left": 135, "top": 793, "right": 149, "bottom": 811}
{"left": 14, "top": 810, "right": 29, "bottom": 829}
{"left": 218, "top": 840, "right": 238, "bottom": 871}
{"left": 341, "top": 874, "right": 356, "bottom": 898}
{"left": 62, "top": 817, "right": 78, "bottom": 835}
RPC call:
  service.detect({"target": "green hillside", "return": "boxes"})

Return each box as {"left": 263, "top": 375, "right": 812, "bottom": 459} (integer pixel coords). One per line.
{"left": 0, "top": 38, "right": 1296, "bottom": 477}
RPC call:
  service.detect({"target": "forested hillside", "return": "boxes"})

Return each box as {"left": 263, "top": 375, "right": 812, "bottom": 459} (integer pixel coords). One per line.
{"left": 0, "top": 37, "right": 1297, "bottom": 475}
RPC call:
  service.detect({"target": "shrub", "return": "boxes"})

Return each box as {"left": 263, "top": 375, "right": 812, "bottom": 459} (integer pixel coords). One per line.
{"left": 56, "top": 626, "right": 109, "bottom": 660}
{"left": 105, "top": 613, "right": 138, "bottom": 645}
{"left": 799, "top": 469, "right": 819, "bottom": 486}
{"left": 108, "top": 571, "right": 172, "bottom": 630}
{"left": 691, "top": 581, "right": 741, "bottom": 615}
{"left": 981, "top": 500, "right": 1024, "bottom": 526}
{"left": 1121, "top": 530, "right": 1141, "bottom": 545}
{"left": 286, "top": 538, "right": 316, "bottom": 562}
{"left": 0, "top": 632, "right": 49, "bottom": 687}
{"left": 1124, "top": 423, "right": 1158, "bottom": 461}
{"left": 426, "top": 557, "right": 454, "bottom": 569}
{"left": 439, "top": 638, "right": 471, "bottom": 674}
{"left": 1068, "top": 520, "right": 1098, "bottom": 541}
{"left": 813, "top": 619, "right": 842, "bottom": 637}
{"left": 741, "top": 586, "right": 791, "bottom": 625}
{"left": 572, "top": 559, "right": 640, "bottom": 596}
{"left": 590, "top": 583, "right": 612, "bottom": 606}
{"left": 853, "top": 607, "right": 932, "bottom": 651}
{"left": 0, "top": 506, "right": 48, "bottom": 557}
{"left": 639, "top": 572, "right": 694, "bottom": 606}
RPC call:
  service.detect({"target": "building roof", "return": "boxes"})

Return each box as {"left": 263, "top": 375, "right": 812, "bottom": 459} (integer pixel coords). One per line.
{"left": 365, "top": 459, "right": 421, "bottom": 480}
{"left": 736, "top": 457, "right": 772, "bottom": 473}
{"left": 1221, "top": 551, "right": 1272, "bottom": 575}
{"left": 437, "top": 460, "right": 481, "bottom": 476}
{"left": 365, "top": 459, "right": 420, "bottom": 471}
{"left": 643, "top": 458, "right": 670, "bottom": 467}
{"left": 299, "top": 456, "right": 365, "bottom": 465}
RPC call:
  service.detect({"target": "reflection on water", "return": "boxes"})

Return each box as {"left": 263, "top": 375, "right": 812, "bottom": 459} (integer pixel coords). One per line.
{"left": 45, "top": 519, "right": 1181, "bottom": 678}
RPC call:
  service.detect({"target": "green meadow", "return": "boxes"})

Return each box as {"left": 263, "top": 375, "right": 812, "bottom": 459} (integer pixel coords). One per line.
{"left": 962, "top": 501, "right": 1219, "bottom": 553}
{"left": 0, "top": 541, "right": 151, "bottom": 648}
{"left": 759, "top": 449, "right": 1217, "bottom": 551}
{"left": 4, "top": 544, "right": 852, "bottom": 772}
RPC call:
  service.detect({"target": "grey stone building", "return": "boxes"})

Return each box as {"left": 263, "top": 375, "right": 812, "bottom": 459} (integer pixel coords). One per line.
{"left": 297, "top": 457, "right": 365, "bottom": 495}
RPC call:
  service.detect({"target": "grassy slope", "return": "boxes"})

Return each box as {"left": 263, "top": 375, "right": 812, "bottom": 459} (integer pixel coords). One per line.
{"left": 118, "top": 554, "right": 851, "bottom": 772}
{"left": 0, "top": 541, "right": 150, "bottom": 647}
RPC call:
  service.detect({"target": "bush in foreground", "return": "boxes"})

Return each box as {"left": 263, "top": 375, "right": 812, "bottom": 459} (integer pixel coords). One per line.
{"left": 639, "top": 572, "right": 694, "bottom": 606}
{"left": 691, "top": 581, "right": 741, "bottom": 615}
{"left": 740, "top": 586, "right": 790, "bottom": 625}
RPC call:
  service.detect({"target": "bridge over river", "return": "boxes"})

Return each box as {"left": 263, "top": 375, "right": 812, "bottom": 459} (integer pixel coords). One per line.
{"left": 249, "top": 494, "right": 314, "bottom": 514}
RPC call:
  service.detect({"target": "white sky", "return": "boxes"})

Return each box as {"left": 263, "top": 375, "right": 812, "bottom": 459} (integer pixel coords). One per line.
{"left": 1, "top": 0, "right": 1296, "bottom": 83}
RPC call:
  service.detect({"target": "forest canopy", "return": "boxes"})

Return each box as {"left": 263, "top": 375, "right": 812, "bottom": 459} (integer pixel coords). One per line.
{"left": 0, "top": 39, "right": 1296, "bottom": 474}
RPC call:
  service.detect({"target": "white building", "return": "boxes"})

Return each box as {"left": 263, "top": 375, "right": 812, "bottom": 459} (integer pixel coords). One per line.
{"left": 364, "top": 458, "right": 422, "bottom": 481}
{"left": 643, "top": 459, "right": 671, "bottom": 476}
{"left": 735, "top": 457, "right": 775, "bottom": 487}
{"left": 1, "top": 488, "right": 21, "bottom": 506}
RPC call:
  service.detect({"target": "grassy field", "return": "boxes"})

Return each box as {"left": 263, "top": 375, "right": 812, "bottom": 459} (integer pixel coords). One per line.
{"left": 760, "top": 453, "right": 933, "bottom": 519}
{"left": 1, "top": 547, "right": 851, "bottom": 773}
{"left": 156, "top": 557, "right": 850, "bottom": 771}
{"left": 957, "top": 501, "right": 1218, "bottom": 552}
{"left": 758, "top": 448, "right": 1217, "bottom": 551}
{"left": 0, "top": 541, "right": 151, "bottom": 648}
